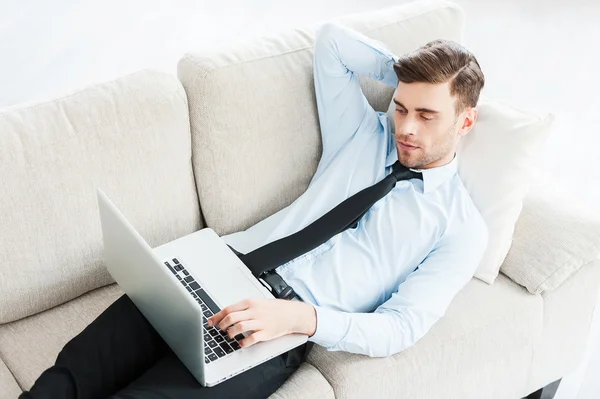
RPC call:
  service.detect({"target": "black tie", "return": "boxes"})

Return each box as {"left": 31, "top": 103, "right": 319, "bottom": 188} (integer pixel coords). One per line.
{"left": 237, "top": 160, "right": 423, "bottom": 278}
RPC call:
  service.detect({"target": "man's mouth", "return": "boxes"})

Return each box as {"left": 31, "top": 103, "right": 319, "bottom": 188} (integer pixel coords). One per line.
{"left": 399, "top": 141, "right": 419, "bottom": 150}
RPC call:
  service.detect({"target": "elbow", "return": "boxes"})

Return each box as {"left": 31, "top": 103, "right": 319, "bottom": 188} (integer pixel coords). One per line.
{"left": 376, "top": 310, "right": 438, "bottom": 357}
{"left": 315, "top": 21, "right": 346, "bottom": 52}
{"left": 316, "top": 21, "right": 342, "bottom": 41}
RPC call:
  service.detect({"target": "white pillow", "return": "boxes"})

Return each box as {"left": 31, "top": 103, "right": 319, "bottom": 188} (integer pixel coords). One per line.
{"left": 386, "top": 92, "right": 555, "bottom": 284}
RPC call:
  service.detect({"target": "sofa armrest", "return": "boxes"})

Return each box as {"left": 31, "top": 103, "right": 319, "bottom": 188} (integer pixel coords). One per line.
{"left": 500, "top": 182, "right": 600, "bottom": 294}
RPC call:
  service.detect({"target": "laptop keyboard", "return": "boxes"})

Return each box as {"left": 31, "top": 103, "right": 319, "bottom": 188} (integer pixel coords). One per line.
{"left": 164, "top": 257, "right": 244, "bottom": 364}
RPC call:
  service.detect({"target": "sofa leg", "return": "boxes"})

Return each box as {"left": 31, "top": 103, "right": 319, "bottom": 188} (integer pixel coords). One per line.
{"left": 523, "top": 378, "right": 562, "bottom": 399}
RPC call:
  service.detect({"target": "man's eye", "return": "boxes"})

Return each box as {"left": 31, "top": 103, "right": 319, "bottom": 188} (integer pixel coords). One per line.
{"left": 396, "top": 109, "right": 431, "bottom": 121}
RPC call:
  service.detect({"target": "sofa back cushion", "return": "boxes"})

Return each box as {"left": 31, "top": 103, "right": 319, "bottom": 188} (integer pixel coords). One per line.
{"left": 177, "top": 0, "right": 465, "bottom": 235}
{"left": 0, "top": 70, "right": 203, "bottom": 324}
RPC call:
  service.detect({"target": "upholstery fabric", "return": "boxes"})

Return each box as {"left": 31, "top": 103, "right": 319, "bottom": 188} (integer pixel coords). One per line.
{"left": 0, "top": 356, "right": 21, "bottom": 399}
{"left": 0, "top": 70, "right": 203, "bottom": 324}
{"left": 0, "top": 284, "right": 125, "bottom": 389}
{"left": 501, "top": 183, "right": 600, "bottom": 294}
{"left": 266, "top": 362, "right": 334, "bottom": 399}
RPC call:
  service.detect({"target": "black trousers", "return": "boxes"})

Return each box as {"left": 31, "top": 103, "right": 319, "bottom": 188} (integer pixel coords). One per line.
{"left": 19, "top": 293, "right": 313, "bottom": 399}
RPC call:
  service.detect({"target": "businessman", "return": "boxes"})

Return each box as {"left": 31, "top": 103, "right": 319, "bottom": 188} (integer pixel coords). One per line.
{"left": 22, "top": 20, "right": 488, "bottom": 399}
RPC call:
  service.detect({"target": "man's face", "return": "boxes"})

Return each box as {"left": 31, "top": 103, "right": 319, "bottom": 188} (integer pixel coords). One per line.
{"left": 392, "top": 80, "right": 477, "bottom": 169}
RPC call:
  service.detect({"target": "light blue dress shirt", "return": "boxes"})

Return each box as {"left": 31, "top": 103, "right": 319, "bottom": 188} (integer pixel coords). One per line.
{"left": 221, "top": 22, "right": 488, "bottom": 358}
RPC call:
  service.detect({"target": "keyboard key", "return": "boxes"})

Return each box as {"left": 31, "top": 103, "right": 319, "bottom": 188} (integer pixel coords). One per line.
{"left": 173, "top": 258, "right": 180, "bottom": 264}
{"left": 194, "top": 289, "right": 220, "bottom": 314}
{"left": 205, "top": 356, "right": 210, "bottom": 364}
{"left": 191, "top": 293, "right": 197, "bottom": 298}
{"left": 208, "top": 353, "right": 218, "bottom": 362}
{"left": 215, "top": 335, "right": 224, "bottom": 343}
{"left": 204, "top": 333, "right": 211, "bottom": 341}
{"left": 219, "top": 342, "right": 234, "bottom": 354}
{"left": 207, "top": 340, "right": 218, "bottom": 349}
{"left": 184, "top": 276, "right": 194, "bottom": 284}
{"left": 201, "top": 304, "right": 207, "bottom": 311}
{"left": 206, "top": 347, "right": 213, "bottom": 355}
{"left": 213, "top": 347, "right": 226, "bottom": 357}
{"left": 185, "top": 286, "right": 192, "bottom": 292}
{"left": 176, "top": 275, "right": 182, "bottom": 281}
{"left": 183, "top": 270, "right": 189, "bottom": 276}
{"left": 203, "top": 310, "right": 212, "bottom": 318}
{"left": 234, "top": 334, "right": 245, "bottom": 341}
{"left": 230, "top": 341, "right": 241, "bottom": 350}
{"left": 208, "top": 329, "right": 218, "bottom": 337}
{"left": 174, "top": 265, "right": 183, "bottom": 271}
{"left": 189, "top": 282, "right": 201, "bottom": 291}
{"left": 164, "top": 262, "right": 176, "bottom": 274}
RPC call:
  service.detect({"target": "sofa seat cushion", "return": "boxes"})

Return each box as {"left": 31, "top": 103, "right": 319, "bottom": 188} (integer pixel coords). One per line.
{"left": 267, "top": 362, "right": 334, "bottom": 399}
{"left": 0, "top": 356, "right": 21, "bottom": 398}
{"left": 0, "top": 283, "right": 333, "bottom": 398}
{"left": 306, "top": 273, "right": 543, "bottom": 399}
{"left": 0, "top": 283, "right": 125, "bottom": 390}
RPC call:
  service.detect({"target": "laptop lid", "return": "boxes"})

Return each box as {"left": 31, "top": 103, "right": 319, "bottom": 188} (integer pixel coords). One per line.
{"left": 97, "top": 188, "right": 207, "bottom": 384}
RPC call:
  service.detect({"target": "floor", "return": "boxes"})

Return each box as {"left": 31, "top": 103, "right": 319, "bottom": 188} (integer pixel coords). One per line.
{"left": 1, "top": 0, "right": 599, "bottom": 397}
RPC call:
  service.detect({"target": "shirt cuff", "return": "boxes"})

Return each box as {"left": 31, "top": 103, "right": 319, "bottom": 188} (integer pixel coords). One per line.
{"left": 307, "top": 305, "right": 347, "bottom": 348}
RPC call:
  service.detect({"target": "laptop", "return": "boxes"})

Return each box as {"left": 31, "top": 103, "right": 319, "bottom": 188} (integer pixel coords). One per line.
{"left": 96, "top": 187, "right": 308, "bottom": 387}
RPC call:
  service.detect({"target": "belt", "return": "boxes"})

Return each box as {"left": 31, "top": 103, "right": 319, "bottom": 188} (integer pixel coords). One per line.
{"left": 227, "top": 244, "right": 300, "bottom": 301}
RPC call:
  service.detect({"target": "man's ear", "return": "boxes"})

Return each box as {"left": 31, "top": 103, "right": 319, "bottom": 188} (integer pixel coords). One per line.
{"left": 458, "top": 107, "right": 478, "bottom": 137}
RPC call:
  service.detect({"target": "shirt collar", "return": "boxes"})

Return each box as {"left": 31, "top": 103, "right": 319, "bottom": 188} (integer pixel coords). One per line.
{"left": 385, "top": 149, "right": 458, "bottom": 194}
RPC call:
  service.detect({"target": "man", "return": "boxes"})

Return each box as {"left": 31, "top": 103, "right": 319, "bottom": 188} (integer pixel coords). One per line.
{"left": 21, "top": 20, "right": 488, "bottom": 399}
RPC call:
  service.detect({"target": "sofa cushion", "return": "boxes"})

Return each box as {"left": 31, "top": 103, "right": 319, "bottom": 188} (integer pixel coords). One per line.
{"left": 0, "top": 69, "right": 203, "bottom": 324}
{"left": 306, "top": 273, "right": 542, "bottom": 399}
{"left": 177, "top": 0, "right": 466, "bottom": 235}
{"left": 270, "top": 362, "right": 335, "bottom": 399}
{"left": 0, "top": 283, "right": 125, "bottom": 390}
{"left": 0, "top": 356, "right": 21, "bottom": 398}
{"left": 501, "top": 182, "right": 600, "bottom": 294}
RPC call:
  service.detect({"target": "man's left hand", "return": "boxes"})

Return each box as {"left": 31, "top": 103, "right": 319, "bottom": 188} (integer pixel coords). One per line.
{"left": 207, "top": 298, "right": 317, "bottom": 348}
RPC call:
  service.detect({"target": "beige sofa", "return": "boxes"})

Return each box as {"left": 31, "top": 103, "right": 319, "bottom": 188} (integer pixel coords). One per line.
{"left": 1, "top": 1, "right": 599, "bottom": 398}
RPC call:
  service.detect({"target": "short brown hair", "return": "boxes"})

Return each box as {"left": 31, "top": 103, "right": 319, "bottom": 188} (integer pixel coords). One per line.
{"left": 393, "top": 39, "right": 485, "bottom": 116}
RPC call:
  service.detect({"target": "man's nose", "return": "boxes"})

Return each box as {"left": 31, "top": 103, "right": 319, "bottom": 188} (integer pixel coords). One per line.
{"left": 396, "top": 118, "right": 418, "bottom": 136}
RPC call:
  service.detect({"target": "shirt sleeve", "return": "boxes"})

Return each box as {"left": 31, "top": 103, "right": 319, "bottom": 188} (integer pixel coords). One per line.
{"left": 313, "top": 21, "right": 399, "bottom": 170}
{"left": 308, "top": 216, "right": 489, "bottom": 357}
